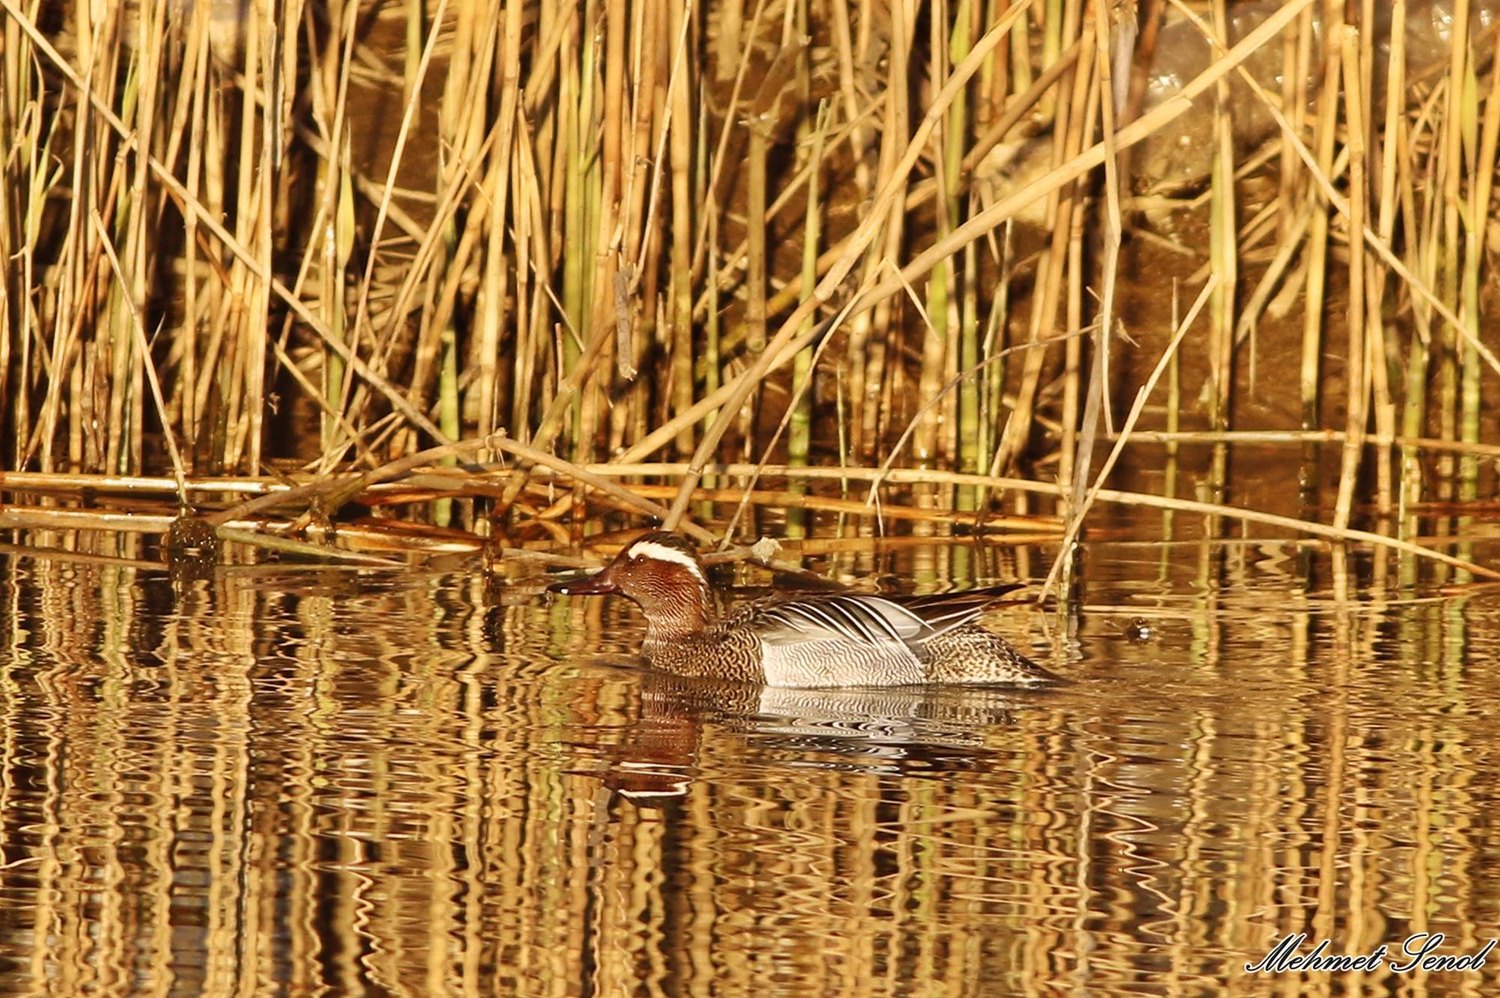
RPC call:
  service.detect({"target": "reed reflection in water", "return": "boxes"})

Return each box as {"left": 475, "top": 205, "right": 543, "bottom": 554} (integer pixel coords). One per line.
{"left": 1, "top": 539, "right": 1498, "bottom": 996}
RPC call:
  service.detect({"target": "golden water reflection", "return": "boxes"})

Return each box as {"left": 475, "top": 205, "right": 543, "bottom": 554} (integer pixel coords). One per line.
{"left": 1, "top": 539, "right": 1498, "bottom": 996}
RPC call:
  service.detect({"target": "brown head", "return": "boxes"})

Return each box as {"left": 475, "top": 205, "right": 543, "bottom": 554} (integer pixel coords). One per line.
{"left": 548, "top": 531, "right": 715, "bottom": 636}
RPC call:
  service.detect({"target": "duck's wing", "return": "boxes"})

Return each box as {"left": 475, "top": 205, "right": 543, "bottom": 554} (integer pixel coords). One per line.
{"left": 752, "top": 585, "right": 1028, "bottom": 643}
{"left": 894, "top": 583, "right": 1028, "bottom": 636}
{"left": 754, "top": 593, "right": 932, "bottom": 645}
{"left": 745, "top": 594, "right": 928, "bottom": 687}
{"left": 742, "top": 588, "right": 1030, "bottom": 688}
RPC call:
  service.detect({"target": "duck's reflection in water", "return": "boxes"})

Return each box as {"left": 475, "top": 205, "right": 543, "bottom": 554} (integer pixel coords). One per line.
{"left": 585, "top": 665, "right": 1049, "bottom": 806}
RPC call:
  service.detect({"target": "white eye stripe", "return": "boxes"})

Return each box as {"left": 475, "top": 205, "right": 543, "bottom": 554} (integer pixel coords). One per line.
{"left": 627, "top": 540, "right": 707, "bottom": 583}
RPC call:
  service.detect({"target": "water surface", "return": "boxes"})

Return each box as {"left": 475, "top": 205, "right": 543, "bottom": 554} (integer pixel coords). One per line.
{"left": 1, "top": 521, "right": 1498, "bottom": 996}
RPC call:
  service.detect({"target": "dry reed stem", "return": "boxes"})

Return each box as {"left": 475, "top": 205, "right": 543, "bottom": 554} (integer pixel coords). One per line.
{"left": 0, "top": 473, "right": 281, "bottom": 496}
{"left": 202, "top": 433, "right": 515, "bottom": 527}
{"left": 0, "top": 543, "right": 162, "bottom": 571}
{"left": 485, "top": 435, "right": 719, "bottom": 547}
{"left": 1366, "top": 0, "right": 1400, "bottom": 509}
{"left": 212, "top": 527, "right": 406, "bottom": 565}
{"left": 1462, "top": 18, "right": 1500, "bottom": 493}
{"left": 1086, "top": 0, "right": 1122, "bottom": 441}
{"left": 665, "top": 0, "right": 696, "bottom": 455}
{"left": 1042, "top": 276, "right": 1217, "bottom": 597}
{"left": 1292, "top": 0, "right": 1341, "bottom": 430}
{"left": 1206, "top": 0, "right": 1235, "bottom": 435}
{"left": 0, "top": 507, "right": 394, "bottom": 567}
{"left": 1333, "top": 25, "right": 1368, "bottom": 531}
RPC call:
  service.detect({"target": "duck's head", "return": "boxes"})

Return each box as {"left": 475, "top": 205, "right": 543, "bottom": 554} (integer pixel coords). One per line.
{"left": 548, "top": 531, "right": 714, "bottom": 631}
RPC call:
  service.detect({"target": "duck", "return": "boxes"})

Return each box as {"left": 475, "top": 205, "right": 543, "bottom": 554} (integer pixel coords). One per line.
{"left": 547, "top": 531, "right": 1059, "bottom": 689}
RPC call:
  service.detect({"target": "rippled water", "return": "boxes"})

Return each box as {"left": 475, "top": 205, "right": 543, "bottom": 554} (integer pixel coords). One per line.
{"left": 2, "top": 517, "right": 1499, "bottom": 996}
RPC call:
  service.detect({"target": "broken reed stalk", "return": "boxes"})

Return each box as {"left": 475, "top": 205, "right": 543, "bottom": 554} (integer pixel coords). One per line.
{"left": 1043, "top": 276, "right": 1218, "bottom": 596}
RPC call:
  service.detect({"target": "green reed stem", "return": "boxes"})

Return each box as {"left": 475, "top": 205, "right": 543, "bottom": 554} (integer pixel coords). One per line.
{"left": 786, "top": 100, "right": 829, "bottom": 538}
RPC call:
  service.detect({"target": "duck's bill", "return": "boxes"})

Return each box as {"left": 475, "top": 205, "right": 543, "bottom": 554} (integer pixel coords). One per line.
{"left": 547, "top": 570, "right": 617, "bottom": 595}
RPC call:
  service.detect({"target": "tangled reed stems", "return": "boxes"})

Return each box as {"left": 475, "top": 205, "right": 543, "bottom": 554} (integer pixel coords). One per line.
{"left": 1, "top": 0, "right": 1497, "bottom": 576}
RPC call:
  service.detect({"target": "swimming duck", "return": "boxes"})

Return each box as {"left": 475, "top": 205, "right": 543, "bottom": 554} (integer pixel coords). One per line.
{"left": 548, "top": 531, "right": 1058, "bottom": 688}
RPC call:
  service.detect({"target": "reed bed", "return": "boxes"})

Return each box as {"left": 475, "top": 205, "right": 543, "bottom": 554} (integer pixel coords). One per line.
{"left": 1, "top": 0, "right": 1497, "bottom": 575}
